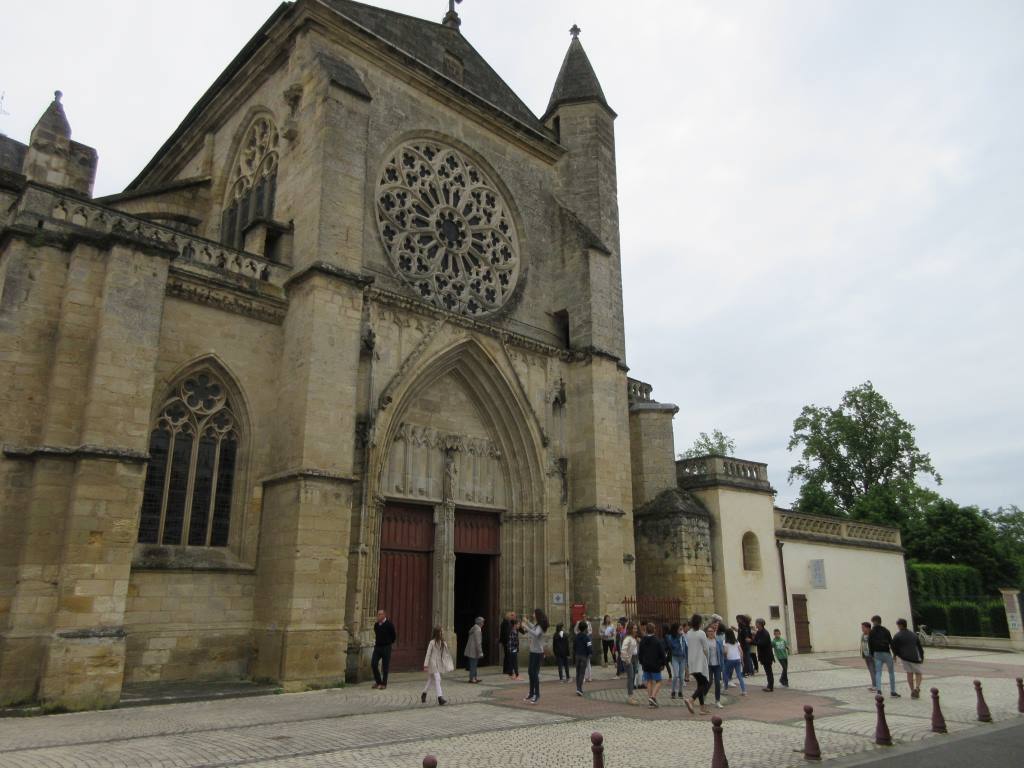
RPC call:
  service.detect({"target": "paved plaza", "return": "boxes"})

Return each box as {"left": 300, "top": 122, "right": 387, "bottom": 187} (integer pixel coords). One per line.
{"left": 0, "top": 648, "right": 1021, "bottom": 767}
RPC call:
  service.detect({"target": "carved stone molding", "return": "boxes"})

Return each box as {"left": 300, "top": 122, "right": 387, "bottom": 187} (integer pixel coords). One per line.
{"left": 166, "top": 269, "right": 287, "bottom": 324}
{"left": 3, "top": 443, "right": 148, "bottom": 464}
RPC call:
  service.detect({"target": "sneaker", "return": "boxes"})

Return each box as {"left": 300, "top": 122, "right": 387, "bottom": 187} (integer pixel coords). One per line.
{"left": 741, "top": 691, "right": 747, "bottom": 696}
{"left": 576, "top": 689, "right": 584, "bottom": 697}
{"left": 528, "top": 698, "right": 538, "bottom": 705}
{"left": 372, "top": 683, "right": 380, "bottom": 690}
{"left": 628, "top": 696, "right": 639, "bottom": 706}
{"left": 715, "top": 701, "right": 724, "bottom": 709}
{"left": 523, "top": 695, "right": 534, "bottom": 702}
{"left": 868, "top": 687, "right": 877, "bottom": 692}
{"left": 671, "top": 691, "right": 677, "bottom": 699}
{"left": 762, "top": 687, "right": 773, "bottom": 692}
{"left": 891, "top": 692, "right": 901, "bottom": 698}
{"left": 684, "top": 698, "right": 694, "bottom": 714}
{"left": 420, "top": 692, "right": 427, "bottom": 703}
{"left": 438, "top": 697, "right": 447, "bottom": 706}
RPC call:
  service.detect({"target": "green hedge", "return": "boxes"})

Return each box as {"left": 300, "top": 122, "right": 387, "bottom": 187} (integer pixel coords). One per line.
{"left": 908, "top": 563, "right": 983, "bottom": 602}
{"left": 986, "top": 600, "right": 1009, "bottom": 637}
{"left": 916, "top": 601, "right": 949, "bottom": 632}
{"left": 946, "top": 601, "right": 982, "bottom": 636}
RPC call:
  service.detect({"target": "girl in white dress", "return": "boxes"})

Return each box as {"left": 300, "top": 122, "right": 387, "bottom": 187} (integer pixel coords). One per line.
{"left": 421, "top": 625, "right": 454, "bottom": 706}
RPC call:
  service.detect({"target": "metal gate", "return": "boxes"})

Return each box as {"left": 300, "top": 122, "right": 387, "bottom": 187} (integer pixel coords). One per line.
{"left": 378, "top": 503, "right": 434, "bottom": 670}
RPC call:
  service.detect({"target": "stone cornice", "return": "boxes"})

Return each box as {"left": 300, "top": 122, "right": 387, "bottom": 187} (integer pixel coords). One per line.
{"left": 284, "top": 261, "right": 376, "bottom": 293}
{"left": 167, "top": 268, "right": 288, "bottom": 325}
{"left": 261, "top": 467, "right": 358, "bottom": 487}
{"left": 3, "top": 443, "right": 148, "bottom": 464}
{"left": 776, "top": 529, "right": 905, "bottom": 554}
{"left": 569, "top": 505, "right": 626, "bottom": 518}
{"left": 368, "top": 286, "right": 620, "bottom": 366}
{"left": 57, "top": 627, "right": 127, "bottom": 640}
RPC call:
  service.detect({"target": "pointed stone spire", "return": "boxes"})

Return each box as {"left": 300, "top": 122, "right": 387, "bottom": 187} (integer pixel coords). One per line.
{"left": 542, "top": 26, "right": 614, "bottom": 121}
{"left": 23, "top": 90, "right": 97, "bottom": 196}
{"left": 442, "top": 0, "right": 462, "bottom": 30}
{"left": 33, "top": 90, "right": 72, "bottom": 141}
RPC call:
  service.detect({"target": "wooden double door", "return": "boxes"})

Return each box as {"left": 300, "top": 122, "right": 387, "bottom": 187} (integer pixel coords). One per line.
{"left": 377, "top": 502, "right": 500, "bottom": 671}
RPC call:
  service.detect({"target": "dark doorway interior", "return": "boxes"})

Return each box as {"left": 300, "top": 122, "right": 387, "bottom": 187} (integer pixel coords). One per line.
{"left": 454, "top": 553, "right": 494, "bottom": 669}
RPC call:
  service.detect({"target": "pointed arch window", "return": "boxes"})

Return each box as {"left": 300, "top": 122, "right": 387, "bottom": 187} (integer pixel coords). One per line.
{"left": 138, "top": 371, "right": 240, "bottom": 547}
{"left": 221, "top": 115, "right": 279, "bottom": 250}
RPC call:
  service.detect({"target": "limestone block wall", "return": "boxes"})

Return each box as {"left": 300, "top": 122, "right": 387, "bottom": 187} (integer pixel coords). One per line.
{"left": 123, "top": 570, "right": 255, "bottom": 683}
{"left": 634, "top": 490, "right": 715, "bottom": 616}
{"left": 628, "top": 404, "right": 679, "bottom": 507}
{"left": 693, "top": 485, "right": 784, "bottom": 628}
{"left": 779, "top": 540, "right": 911, "bottom": 653}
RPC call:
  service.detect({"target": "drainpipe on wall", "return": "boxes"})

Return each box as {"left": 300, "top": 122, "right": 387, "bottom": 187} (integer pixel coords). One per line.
{"left": 776, "top": 540, "right": 794, "bottom": 652}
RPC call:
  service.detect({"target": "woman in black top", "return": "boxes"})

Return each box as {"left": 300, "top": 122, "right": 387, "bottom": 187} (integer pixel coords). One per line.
{"left": 753, "top": 618, "right": 775, "bottom": 691}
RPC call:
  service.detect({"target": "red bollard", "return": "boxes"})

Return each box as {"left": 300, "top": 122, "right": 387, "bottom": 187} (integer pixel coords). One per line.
{"left": 1016, "top": 678, "right": 1023, "bottom": 714}
{"left": 591, "top": 732, "right": 605, "bottom": 768}
{"left": 974, "top": 680, "right": 992, "bottom": 723}
{"left": 802, "top": 705, "right": 822, "bottom": 760}
{"left": 930, "top": 688, "right": 947, "bottom": 734}
{"left": 711, "top": 715, "right": 730, "bottom": 768}
{"left": 423, "top": 757, "right": 438, "bottom": 768}
{"left": 874, "top": 694, "right": 893, "bottom": 746}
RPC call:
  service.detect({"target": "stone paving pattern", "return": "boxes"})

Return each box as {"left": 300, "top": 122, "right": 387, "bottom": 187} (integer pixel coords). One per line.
{"left": 0, "top": 649, "right": 1021, "bottom": 767}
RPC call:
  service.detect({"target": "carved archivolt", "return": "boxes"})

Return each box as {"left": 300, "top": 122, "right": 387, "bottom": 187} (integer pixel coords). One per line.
{"left": 375, "top": 140, "right": 521, "bottom": 317}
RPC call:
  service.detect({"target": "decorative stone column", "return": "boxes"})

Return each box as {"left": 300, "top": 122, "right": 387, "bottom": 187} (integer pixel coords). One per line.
{"left": 432, "top": 448, "right": 457, "bottom": 637}
{"left": 1000, "top": 588, "right": 1023, "bottom": 650}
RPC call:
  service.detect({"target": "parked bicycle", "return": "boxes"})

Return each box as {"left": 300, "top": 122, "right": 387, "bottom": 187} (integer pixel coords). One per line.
{"left": 916, "top": 624, "right": 948, "bottom": 647}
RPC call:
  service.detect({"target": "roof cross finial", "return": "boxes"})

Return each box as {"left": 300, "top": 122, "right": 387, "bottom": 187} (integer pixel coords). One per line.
{"left": 570, "top": 24, "right": 581, "bottom": 39}
{"left": 443, "top": 0, "right": 463, "bottom": 30}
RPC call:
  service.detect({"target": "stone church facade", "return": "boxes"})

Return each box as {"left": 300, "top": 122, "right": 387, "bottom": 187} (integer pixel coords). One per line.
{"left": 0, "top": 1, "right": 910, "bottom": 711}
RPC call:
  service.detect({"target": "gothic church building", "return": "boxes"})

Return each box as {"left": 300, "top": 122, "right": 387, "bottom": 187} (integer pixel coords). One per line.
{"left": 0, "top": 1, "right": 910, "bottom": 710}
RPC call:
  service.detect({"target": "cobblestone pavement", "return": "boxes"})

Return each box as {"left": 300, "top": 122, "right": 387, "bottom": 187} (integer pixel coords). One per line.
{"left": 0, "top": 649, "right": 1019, "bottom": 767}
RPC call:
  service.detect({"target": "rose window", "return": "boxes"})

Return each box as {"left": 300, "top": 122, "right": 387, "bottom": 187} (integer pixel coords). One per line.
{"left": 376, "top": 140, "right": 521, "bottom": 316}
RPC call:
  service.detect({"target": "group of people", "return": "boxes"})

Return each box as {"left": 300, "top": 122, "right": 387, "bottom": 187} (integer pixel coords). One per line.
{"left": 369, "top": 607, "right": 799, "bottom": 709}
{"left": 859, "top": 615, "right": 926, "bottom": 698}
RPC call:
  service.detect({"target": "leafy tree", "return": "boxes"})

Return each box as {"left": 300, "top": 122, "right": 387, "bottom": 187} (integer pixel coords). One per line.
{"left": 787, "top": 381, "right": 941, "bottom": 525}
{"left": 984, "top": 505, "right": 1024, "bottom": 587}
{"left": 903, "top": 495, "right": 1019, "bottom": 593}
{"left": 681, "top": 429, "right": 736, "bottom": 459}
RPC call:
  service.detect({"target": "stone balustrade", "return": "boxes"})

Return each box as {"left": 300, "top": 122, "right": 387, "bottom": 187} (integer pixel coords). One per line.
{"left": 675, "top": 455, "right": 772, "bottom": 492}
{"left": 627, "top": 377, "right": 653, "bottom": 403}
{"left": 17, "top": 185, "right": 290, "bottom": 287}
{"left": 775, "top": 509, "right": 902, "bottom": 547}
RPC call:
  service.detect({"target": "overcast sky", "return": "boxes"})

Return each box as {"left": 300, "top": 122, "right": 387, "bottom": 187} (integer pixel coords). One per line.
{"left": 3, "top": 1, "right": 1021, "bottom": 510}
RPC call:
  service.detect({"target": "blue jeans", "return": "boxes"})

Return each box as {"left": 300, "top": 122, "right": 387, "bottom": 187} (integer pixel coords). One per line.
{"left": 724, "top": 658, "right": 746, "bottom": 693}
{"left": 671, "top": 657, "right": 686, "bottom": 693}
{"left": 467, "top": 657, "right": 478, "bottom": 681}
{"left": 528, "top": 652, "right": 542, "bottom": 700}
{"left": 874, "top": 652, "right": 896, "bottom": 693}
{"left": 709, "top": 664, "right": 722, "bottom": 702}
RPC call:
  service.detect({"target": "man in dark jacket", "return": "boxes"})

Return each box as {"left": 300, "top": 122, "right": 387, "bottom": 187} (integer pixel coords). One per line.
{"left": 371, "top": 609, "right": 397, "bottom": 689}
{"left": 637, "top": 623, "right": 667, "bottom": 707}
{"left": 891, "top": 618, "right": 925, "bottom": 698}
{"left": 753, "top": 618, "right": 775, "bottom": 691}
{"left": 868, "top": 615, "right": 899, "bottom": 697}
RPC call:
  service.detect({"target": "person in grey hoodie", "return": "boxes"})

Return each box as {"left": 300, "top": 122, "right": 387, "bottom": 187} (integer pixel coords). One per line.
{"left": 464, "top": 616, "right": 484, "bottom": 683}
{"left": 522, "top": 608, "right": 549, "bottom": 703}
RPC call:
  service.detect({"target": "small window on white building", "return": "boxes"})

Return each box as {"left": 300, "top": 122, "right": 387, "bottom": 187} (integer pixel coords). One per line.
{"left": 742, "top": 532, "right": 761, "bottom": 571}
{"left": 810, "top": 559, "right": 827, "bottom": 588}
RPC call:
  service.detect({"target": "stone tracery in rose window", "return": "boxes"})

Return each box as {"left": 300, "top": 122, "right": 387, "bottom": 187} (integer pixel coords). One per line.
{"left": 375, "top": 140, "right": 521, "bottom": 317}
{"left": 138, "top": 372, "right": 240, "bottom": 548}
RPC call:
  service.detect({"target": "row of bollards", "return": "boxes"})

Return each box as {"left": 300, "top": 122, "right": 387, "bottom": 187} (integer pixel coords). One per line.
{"left": 419, "top": 677, "right": 1024, "bottom": 767}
